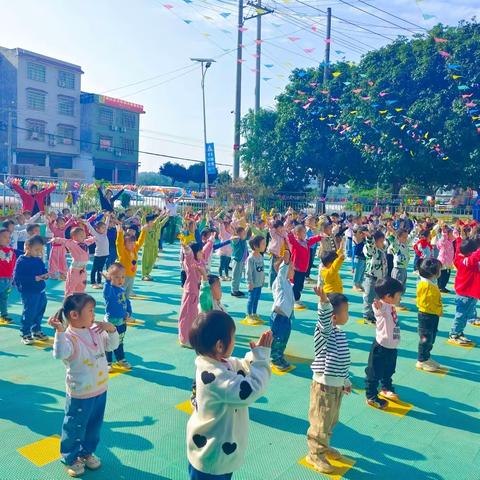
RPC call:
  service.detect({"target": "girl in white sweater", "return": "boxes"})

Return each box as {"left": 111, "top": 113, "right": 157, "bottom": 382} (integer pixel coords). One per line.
{"left": 187, "top": 311, "right": 272, "bottom": 479}
{"left": 49, "top": 293, "right": 119, "bottom": 478}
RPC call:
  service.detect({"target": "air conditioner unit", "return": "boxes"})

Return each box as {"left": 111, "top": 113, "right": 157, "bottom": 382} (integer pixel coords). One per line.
{"left": 31, "top": 131, "right": 39, "bottom": 140}
{"left": 115, "top": 150, "right": 122, "bottom": 157}
{"left": 63, "top": 138, "right": 73, "bottom": 145}
{"left": 107, "top": 147, "right": 114, "bottom": 152}
{"left": 121, "top": 127, "right": 127, "bottom": 132}
{"left": 48, "top": 137, "right": 57, "bottom": 146}
{"left": 109, "top": 125, "right": 115, "bottom": 131}
{"left": 58, "top": 81, "right": 67, "bottom": 87}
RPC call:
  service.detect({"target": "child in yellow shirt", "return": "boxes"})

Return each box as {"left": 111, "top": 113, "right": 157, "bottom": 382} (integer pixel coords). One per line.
{"left": 416, "top": 258, "right": 443, "bottom": 373}
{"left": 319, "top": 241, "right": 345, "bottom": 294}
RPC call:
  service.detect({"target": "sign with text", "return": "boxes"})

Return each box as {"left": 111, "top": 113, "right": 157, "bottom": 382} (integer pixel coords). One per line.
{"left": 205, "top": 143, "right": 217, "bottom": 176}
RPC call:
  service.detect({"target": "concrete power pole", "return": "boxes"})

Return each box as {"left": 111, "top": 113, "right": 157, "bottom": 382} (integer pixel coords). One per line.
{"left": 233, "top": 0, "right": 244, "bottom": 181}
{"left": 254, "top": 0, "right": 262, "bottom": 113}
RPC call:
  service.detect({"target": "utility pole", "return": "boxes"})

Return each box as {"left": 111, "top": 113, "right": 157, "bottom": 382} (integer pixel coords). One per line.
{"left": 7, "top": 107, "right": 13, "bottom": 175}
{"left": 254, "top": 0, "right": 262, "bottom": 113}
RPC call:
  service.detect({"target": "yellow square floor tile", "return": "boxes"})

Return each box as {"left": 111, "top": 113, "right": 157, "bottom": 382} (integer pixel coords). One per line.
{"left": 271, "top": 364, "right": 296, "bottom": 376}
{"left": 446, "top": 340, "right": 476, "bottom": 349}
{"left": 356, "top": 319, "right": 375, "bottom": 327}
{"left": 0, "top": 319, "right": 13, "bottom": 326}
{"left": 176, "top": 400, "right": 193, "bottom": 415}
{"left": 33, "top": 337, "right": 54, "bottom": 350}
{"left": 17, "top": 435, "right": 61, "bottom": 467}
{"left": 375, "top": 396, "right": 413, "bottom": 417}
{"left": 239, "top": 320, "right": 265, "bottom": 327}
{"left": 109, "top": 364, "right": 132, "bottom": 378}
{"left": 416, "top": 366, "right": 449, "bottom": 377}
{"left": 299, "top": 454, "right": 355, "bottom": 478}
{"left": 126, "top": 319, "right": 145, "bottom": 327}
{"left": 285, "top": 353, "right": 312, "bottom": 365}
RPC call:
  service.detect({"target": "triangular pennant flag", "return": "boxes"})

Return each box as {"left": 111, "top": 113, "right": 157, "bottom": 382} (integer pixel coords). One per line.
{"left": 163, "top": 4, "right": 174, "bottom": 9}
{"left": 251, "top": 54, "right": 260, "bottom": 58}
{"left": 202, "top": 32, "right": 210, "bottom": 37}
{"left": 304, "top": 48, "right": 315, "bottom": 53}
{"left": 220, "top": 12, "right": 231, "bottom": 18}
{"left": 446, "top": 64, "right": 461, "bottom": 69}
{"left": 264, "top": 64, "right": 274, "bottom": 68}
{"left": 309, "top": 82, "right": 318, "bottom": 87}
{"left": 256, "top": 39, "right": 263, "bottom": 45}
{"left": 183, "top": 19, "right": 192, "bottom": 24}
{"left": 352, "top": 88, "right": 362, "bottom": 94}
{"left": 379, "top": 110, "right": 388, "bottom": 114}
{"left": 452, "top": 75, "right": 462, "bottom": 80}
{"left": 434, "top": 37, "right": 448, "bottom": 43}
{"left": 262, "top": 77, "right": 272, "bottom": 81}
{"left": 288, "top": 36, "right": 300, "bottom": 42}
{"left": 237, "top": 59, "right": 245, "bottom": 63}
{"left": 439, "top": 50, "right": 451, "bottom": 58}
{"left": 311, "top": 25, "right": 318, "bottom": 32}
{"left": 335, "top": 50, "right": 345, "bottom": 55}
{"left": 221, "top": 29, "right": 231, "bottom": 34}
{"left": 204, "top": 15, "right": 213, "bottom": 20}
{"left": 239, "top": 26, "right": 248, "bottom": 32}
{"left": 422, "top": 13, "right": 436, "bottom": 20}
{"left": 395, "top": 108, "right": 404, "bottom": 112}
{"left": 332, "top": 71, "right": 341, "bottom": 78}
{"left": 256, "top": 8, "right": 266, "bottom": 14}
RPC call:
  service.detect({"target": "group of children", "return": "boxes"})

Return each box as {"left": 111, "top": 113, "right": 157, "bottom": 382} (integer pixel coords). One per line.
{"left": 1, "top": 193, "right": 480, "bottom": 478}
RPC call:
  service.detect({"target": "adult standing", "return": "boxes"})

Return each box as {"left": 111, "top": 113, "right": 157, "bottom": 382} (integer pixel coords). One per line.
{"left": 97, "top": 185, "right": 124, "bottom": 212}
{"left": 163, "top": 193, "right": 183, "bottom": 244}
{"left": 10, "top": 181, "right": 55, "bottom": 215}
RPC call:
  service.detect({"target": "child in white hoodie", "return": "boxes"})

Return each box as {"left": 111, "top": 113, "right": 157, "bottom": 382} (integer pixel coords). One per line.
{"left": 187, "top": 311, "right": 272, "bottom": 479}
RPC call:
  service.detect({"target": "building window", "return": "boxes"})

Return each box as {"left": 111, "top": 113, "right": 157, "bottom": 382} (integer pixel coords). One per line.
{"left": 121, "top": 137, "right": 135, "bottom": 155}
{"left": 122, "top": 112, "right": 136, "bottom": 129}
{"left": 57, "top": 124, "right": 75, "bottom": 145}
{"left": 99, "top": 108, "right": 113, "bottom": 126}
{"left": 99, "top": 135, "right": 113, "bottom": 151}
{"left": 27, "top": 63, "right": 46, "bottom": 82}
{"left": 26, "top": 119, "right": 46, "bottom": 141}
{"left": 58, "top": 70, "right": 75, "bottom": 89}
{"left": 58, "top": 96, "right": 75, "bottom": 116}
{"left": 26, "top": 89, "right": 46, "bottom": 111}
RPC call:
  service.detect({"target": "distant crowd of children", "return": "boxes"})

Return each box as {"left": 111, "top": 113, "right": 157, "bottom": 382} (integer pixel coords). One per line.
{"left": 1, "top": 181, "right": 480, "bottom": 479}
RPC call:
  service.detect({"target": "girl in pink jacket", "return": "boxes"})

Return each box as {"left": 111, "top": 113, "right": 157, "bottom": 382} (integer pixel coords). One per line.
{"left": 437, "top": 227, "right": 455, "bottom": 293}
{"left": 47, "top": 213, "right": 76, "bottom": 280}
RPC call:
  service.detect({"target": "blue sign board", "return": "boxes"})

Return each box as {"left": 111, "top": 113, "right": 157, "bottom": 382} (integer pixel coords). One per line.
{"left": 205, "top": 143, "right": 217, "bottom": 175}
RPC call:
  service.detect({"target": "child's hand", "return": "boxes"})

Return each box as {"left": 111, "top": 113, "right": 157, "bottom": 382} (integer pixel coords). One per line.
{"left": 373, "top": 298, "right": 381, "bottom": 310}
{"left": 48, "top": 315, "right": 65, "bottom": 333}
{"left": 248, "top": 283, "right": 253, "bottom": 291}
{"left": 313, "top": 285, "right": 328, "bottom": 303}
{"left": 344, "top": 385, "right": 352, "bottom": 395}
{"left": 35, "top": 273, "right": 49, "bottom": 281}
{"left": 94, "top": 322, "right": 117, "bottom": 334}
{"left": 249, "top": 330, "right": 273, "bottom": 349}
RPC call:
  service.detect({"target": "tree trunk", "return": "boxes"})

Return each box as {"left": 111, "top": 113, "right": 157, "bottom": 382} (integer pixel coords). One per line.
{"left": 317, "top": 171, "right": 325, "bottom": 214}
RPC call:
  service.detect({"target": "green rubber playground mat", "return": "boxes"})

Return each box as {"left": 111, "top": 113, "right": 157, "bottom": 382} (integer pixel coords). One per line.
{"left": 0, "top": 246, "right": 479, "bottom": 479}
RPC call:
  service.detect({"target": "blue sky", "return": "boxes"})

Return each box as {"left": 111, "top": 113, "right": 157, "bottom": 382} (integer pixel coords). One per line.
{"left": 1, "top": 0, "right": 478, "bottom": 173}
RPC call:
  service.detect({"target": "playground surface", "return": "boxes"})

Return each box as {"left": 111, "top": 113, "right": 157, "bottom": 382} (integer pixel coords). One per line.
{"left": 1, "top": 245, "right": 479, "bottom": 480}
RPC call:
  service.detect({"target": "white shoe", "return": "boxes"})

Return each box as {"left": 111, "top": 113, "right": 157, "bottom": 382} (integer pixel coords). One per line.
{"left": 416, "top": 360, "right": 439, "bottom": 372}
{"left": 65, "top": 460, "right": 85, "bottom": 477}
{"left": 81, "top": 454, "right": 101, "bottom": 470}
{"left": 116, "top": 359, "right": 132, "bottom": 369}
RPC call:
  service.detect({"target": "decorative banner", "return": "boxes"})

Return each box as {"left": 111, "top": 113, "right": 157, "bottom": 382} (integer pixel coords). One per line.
{"left": 205, "top": 143, "right": 217, "bottom": 176}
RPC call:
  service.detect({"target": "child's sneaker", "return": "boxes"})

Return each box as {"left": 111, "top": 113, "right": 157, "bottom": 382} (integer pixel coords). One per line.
{"left": 294, "top": 301, "right": 306, "bottom": 310}
{"left": 416, "top": 359, "right": 439, "bottom": 372}
{"left": 272, "top": 359, "right": 291, "bottom": 371}
{"left": 21, "top": 335, "right": 35, "bottom": 345}
{"left": 81, "top": 454, "right": 101, "bottom": 470}
{"left": 33, "top": 331, "right": 48, "bottom": 341}
{"left": 243, "top": 315, "right": 257, "bottom": 325}
{"left": 108, "top": 363, "right": 113, "bottom": 372}
{"left": 449, "top": 334, "right": 472, "bottom": 345}
{"left": 252, "top": 314, "right": 263, "bottom": 323}
{"left": 305, "top": 455, "right": 335, "bottom": 474}
{"left": 471, "top": 319, "right": 480, "bottom": 326}
{"left": 116, "top": 359, "right": 132, "bottom": 369}
{"left": 91, "top": 284, "right": 102, "bottom": 289}
{"left": 364, "top": 317, "right": 376, "bottom": 325}
{"left": 380, "top": 389, "right": 399, "bottom": 400}
{"left": 366, "top": 396, "right": 388, "bottom": 409}
{"left": 65, "top": 459, "right": 85, "bottom": 477}
{"left": 326, "top": 447, "right": 343, "bottom": 460}
{"left": 0, "top": 316, "right": 13, "bottom": 324}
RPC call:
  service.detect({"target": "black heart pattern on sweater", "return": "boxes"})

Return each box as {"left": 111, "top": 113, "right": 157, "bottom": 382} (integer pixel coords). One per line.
{"left": 239, "top": 380, "right": 252, "bottom": 400}
{"left": 201, "top": 371, "right": 216, "bottom": 384}
{"left": 237, "top": 370, "right": 246, "bottom": 377}
{"left": 192, "top": 434, "right": 207, "bottom": 448}
{"left": 222, "top": 442, "right": 237, "bottom": 455}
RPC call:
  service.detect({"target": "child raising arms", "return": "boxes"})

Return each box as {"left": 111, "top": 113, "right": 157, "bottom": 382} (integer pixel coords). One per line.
{"left": 49, "top": 294, "right": 119, "bottom": 478}
{"left": 187, "top": 311, "right": 272, "bottom": 479}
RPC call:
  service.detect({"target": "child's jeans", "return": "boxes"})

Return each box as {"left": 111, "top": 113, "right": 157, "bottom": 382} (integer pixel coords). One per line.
{"left": 365, "top": 342, "right": 397, "bottom": 399}
{"left": 231, "top": 259, "right": 244, "bottom": 293}
{"left": 20, "top": 291, "right": 47, "bottom": 336}
{"left": 219, "top": 255, "right": 231, "bottom": 277}
{"left": 269, "top": 254, "right": 278, "bottom": 288}
{"left": 438, "top": 269, "right": 451, "bottom": 290}
{"left": 362, "top": 275, "right": 377, "bottom": 320}
{"left": 61, "top": 392, "right": 107, "bottom": 466}
{"left": 451, "top": 295, "right": 478, "bottom": 336}
{"left": 106, "top": 321, "right": 127, "bottom": 363}
{"left": 391, "top": 267, "right": 407, "bottom": 292}
{"left": 307, "top": 382, "right": 344, "bottom": 461}
{"left": 188, "top": 463, "right": 232, "bottom": 480}
{"left": 292, "top": 270, "right": 306, "bottom": 301}
{"left": 353, "top": 258, "right": 366, "bottom": 287}
{"left": 418, "top": 312, "right": 439, "bottom": 362}
{"left": 247, "top": 287, "right": 262, "bottom": 315}
{"left": 270, "top": 311, "right": 292, "bottom": 365}
{"left": 0, "top": 278, "right": 12, "bottom": 317}
{"left": 124, "top": 277, "right": 134, "bottom": 299}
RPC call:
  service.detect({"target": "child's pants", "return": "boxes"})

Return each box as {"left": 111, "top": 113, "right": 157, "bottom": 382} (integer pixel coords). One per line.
{"left": 270, "top": 312, "right": 292, "bottom": 364}
{"left": 188, "top": 463, "right": 232, "bottom": 480}
{"left": 292, "top": 270, "right": 306, "bottom": 301}
{"left": 124, "top": 276, "right": 135, "bottom": 298}
{"left": 386, "top": 253, "right": 394, "bottom": 277}
{"left": 306, "top": 248, "right": 316, "bottom": 278}
{"left": 451, "top": 295, "right": 477, "bottom": 336}
{"left": 60, "top": 392, "right": 107, "bottom": 466}
{"left": 178, "top": 290, "right": 199, "bottom": 345}
{"left": 269, "top": 254, "right": 278, "bottom": 288}
{"left": 362, "top": 275, "right": 377, "bottom": 320}
{"left": 91, "top": 255, "right": 108, "bottom": 284}
{"left": 65, "top": 267, "right": 87, "bottom": 297}
{"left": 106, "top": 322, "right": 126, "bottom": 363}
{"left": 438, "top": 268, "right": 451, "bottom": 290}
{"left": 219, "top": 255, "right": 231, "bottom": 277}
{"left": 365, "top": 342, "right": 397, "bottom": 399}
{"left": 49, "top": 244, "right": 67, "bottom": 278}
{"left": 231, "top": 259, "right": 244, "bottom": 293}
{"left": 247, "top": 287, "right": 262, "bottom": 315}
{"left": 141, "top": 246, "right": 157, "bottom": 278}
{"left": 20, "top": 291, "right": 47, "bottom": 336}
{"left": 307, "top": 382, "right": 344, "bottom": 460}
{"left": 391, "top": 267, "right": 407, "bottom": 292}
{"left": 417, "top": 312, "right": 439, "bottom": 362}
{"left": 0, "top": 278, "right": 12, "bottom": 317}
{"left": 105, "top": 245, "right": 117, "bottom": 269}
{"left": 353, "top": 258, "right": 366, "bottom": 287}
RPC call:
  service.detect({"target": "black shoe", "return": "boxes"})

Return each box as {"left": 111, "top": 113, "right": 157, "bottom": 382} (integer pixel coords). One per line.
{"left": 364, "top": 317, "right": 376, "bottom": 325}
{"left": 231, "top": 291, "right": 245, "bottom": 297}
{"left": 439, "top": 288, "right": 450, "bottom": 294}
{"left": 366, "top": 395, "right": 388, "bottom": 409}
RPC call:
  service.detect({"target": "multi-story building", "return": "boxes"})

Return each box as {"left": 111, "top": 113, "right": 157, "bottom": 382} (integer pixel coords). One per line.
{"left": 79, "top": 92, "right": 144, "bottom": 183}
{"left": 0, "top": 47, "right": 83, "bottom": 178}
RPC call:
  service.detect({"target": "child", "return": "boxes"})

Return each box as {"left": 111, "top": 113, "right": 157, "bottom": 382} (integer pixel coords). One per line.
{"left": 13, "top": 235, "right": 49, "bottom": 344}
{"left": 217, "top": 216, "right": 233, "bottom": 281}
{"left": 436, "top": 227, "right": 455, "bottom": 293}
{"left": 362, "top": 230, "right": 387, "bottom": 324}
{"left": 231, "top": 227, "right": 248, "bottom": 297}
{"left": 103, "top": 263, "right": 132, "bottom": 369}
{"left": 306, "top": 287, "right": 351, "bottom": 474}
{"left": 52, "top": 226, "right": 95, "bottom": 297}
{"left": 305, "top": 215, "right": 319, "bottom": 283}
{"left": 270, "top": 250, "right": 295, "bottom": 371}
{"left": 413, "top": 230, "right": 433, "bottom": 271}
{"left": 365, "top": 278, "right": 403, "bottom": 410}
{"left": 87, "top": 214, "right": 111, "bottom": 288}
{"left": 245, "top": 235, "right": 266, "bottom": 325}
{"left": 199, "top": 274, "right": 226, "bottom": 313}
{"left": 187, "top": 310, "right": 272, "bottom": 479}
{"left": 449, "top": 237, "right": 480, "bottom": 344}
{"left": 115, "top": 223, "right": 146, "bottom": 298}
{"left": 267, "top": 219, "right": 287, "bottom": 287}
{"left": 319, "top": 240, "right": 345, "bottom": 294}
{"left": 48, "top": 213, "right": 75, "bottom": 280}
{"left": 416, "top": 258, "right": 443, "bottom": 372}
{"left": 49, "top": 294, "right": 119, "bottom": 478}
{"left": 141, "top": 212, "right": 168, "bottom": 281}
{"left": 352, "top": 226, "right": 367, "bottom": 292}
{"left": 179, "top": 243, "right": 207, "bottom": 347}
{"left": 0, "top": 228, "right": 16, "bottom": 324}
{"left": 288, "top": 224, "right": 322, "bottom": 309}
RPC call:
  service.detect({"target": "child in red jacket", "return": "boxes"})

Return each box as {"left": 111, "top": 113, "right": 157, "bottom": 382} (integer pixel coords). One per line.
{"left": 287, "top": 224, "right": 322, "bottom": 309}
{"left": 0, "top": 228, "right": 16, "bottom": 324}
{"left": 449, "top": 237, "right": 480, "bottom": 345}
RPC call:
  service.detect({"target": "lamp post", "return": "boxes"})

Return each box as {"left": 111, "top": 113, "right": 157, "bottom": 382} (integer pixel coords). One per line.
{"left": 191, "top": 58, "right": 215, "bottom": 202}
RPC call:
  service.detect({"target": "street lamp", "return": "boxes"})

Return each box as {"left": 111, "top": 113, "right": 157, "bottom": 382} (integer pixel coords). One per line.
{"left": 190, "top": 57, "right": 215, "bottom": 202}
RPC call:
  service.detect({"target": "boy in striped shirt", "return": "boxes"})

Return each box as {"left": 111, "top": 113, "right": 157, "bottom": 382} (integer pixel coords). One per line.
{"left": 306, "top": 287, "right": 351, "bottom": 474}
